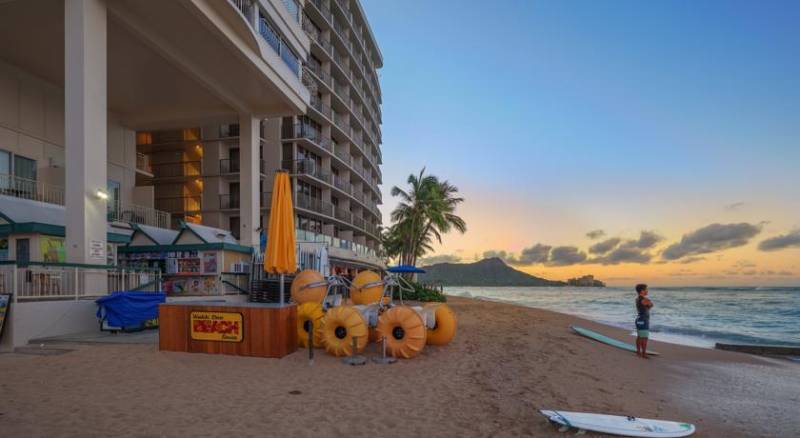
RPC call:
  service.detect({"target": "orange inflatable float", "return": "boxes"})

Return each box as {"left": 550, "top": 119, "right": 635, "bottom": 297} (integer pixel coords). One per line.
{"left": 375, "top": 305, "right": 427, "bottom": 359}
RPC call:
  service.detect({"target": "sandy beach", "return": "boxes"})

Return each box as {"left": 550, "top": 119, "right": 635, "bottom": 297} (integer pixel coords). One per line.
{"left": 1, "top": 296, "right": 797, "bottom": 437}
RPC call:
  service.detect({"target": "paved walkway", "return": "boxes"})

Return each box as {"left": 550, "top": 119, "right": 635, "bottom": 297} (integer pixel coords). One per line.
{"left": 30, "top": 329, "right": 158, "bottom": 345}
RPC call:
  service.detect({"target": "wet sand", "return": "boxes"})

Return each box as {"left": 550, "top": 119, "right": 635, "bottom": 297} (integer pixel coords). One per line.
{"left": 0, "top": 296, "right": 797, "bottom": 437}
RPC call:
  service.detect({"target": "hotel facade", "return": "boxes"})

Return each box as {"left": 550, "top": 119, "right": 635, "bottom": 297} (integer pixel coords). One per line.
{"left": 0, "top": 0, "right": 383, "bottom": 348}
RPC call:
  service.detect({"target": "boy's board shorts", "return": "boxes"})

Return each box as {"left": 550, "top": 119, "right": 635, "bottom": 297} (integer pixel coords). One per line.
{"left": 635, "top": 317, "right": 649, "bottom": 338}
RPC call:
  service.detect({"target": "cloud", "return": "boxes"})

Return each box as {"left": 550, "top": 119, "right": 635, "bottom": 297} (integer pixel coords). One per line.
{"left": 419, "top": 254, "right": 462, "bottom": 265}
{"left": 589, "top": 238, "right": 621, "bottom": 255}
{"left": 725, "top": 201, "right": 745, "bottom": 211}
{"left": 586, "top": 229, "right": 605, "bottom": 240}
{"left": 677, "top": 256, "right": 705, "bottom": 264}
{"left": 547, "top": 246, "right": 588, "bottom": 266}
{"left": 482, "top": 250, "right": 517, "bottom": 264}
{"left": 662, "top": 223, "right": 763, "bottom": 260}
{"left": 732, "top": 260, "right": 756, "bottom": 269}
{"left": 624, "top": 230, "right": 664, "bottom": 250}
{"left": 758, "top": 230, "right": 800, "bottom": 252}
{"left": 518, "top": 244, "right": 552, "bottom": 264}
{"left": 591, "top": 246, "right": 653, "bottom": 265}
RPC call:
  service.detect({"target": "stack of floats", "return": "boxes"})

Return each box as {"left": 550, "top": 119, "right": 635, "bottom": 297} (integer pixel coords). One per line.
{"left": 291, "top": 270, "right": 457, "bottom": 359}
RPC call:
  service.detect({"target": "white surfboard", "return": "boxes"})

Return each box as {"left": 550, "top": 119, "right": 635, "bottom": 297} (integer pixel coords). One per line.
{"left": 540, "top": 410, "right": 695, "bottom": 437}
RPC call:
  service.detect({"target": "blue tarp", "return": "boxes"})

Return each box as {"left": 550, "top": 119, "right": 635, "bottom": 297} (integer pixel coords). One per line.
{"left": 386, "top": 265, "right": 426, "bottom": 274}
{"left": 96, "top": 292, "right": 166, "bottom": 328}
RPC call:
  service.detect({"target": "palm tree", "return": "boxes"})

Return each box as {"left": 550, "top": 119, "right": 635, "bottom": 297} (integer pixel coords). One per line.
{"left": 388, "top": 168, "right": 466, "bottom": 266}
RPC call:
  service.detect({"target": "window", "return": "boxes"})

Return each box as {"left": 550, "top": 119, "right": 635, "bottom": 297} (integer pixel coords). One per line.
{"left": 230, "top": 217, "right": 241, "bottom": 240}
{"left": 13, "top": 155, "right": 36, "bottom": 180}
{"left": 0, "top": 150, "right": 10, "bottom": 175}
{"left": 107, "top": 180, "right": 121, "bottom": 215}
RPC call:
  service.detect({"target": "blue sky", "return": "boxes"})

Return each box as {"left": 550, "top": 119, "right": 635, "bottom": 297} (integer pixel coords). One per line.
{"left": 363, "top": 0, "right": 800, "bottom": 284}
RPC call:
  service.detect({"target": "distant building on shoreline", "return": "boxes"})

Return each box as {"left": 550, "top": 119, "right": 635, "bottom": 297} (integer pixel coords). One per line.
{"left": 567, "top": 275, "right": 606, "bottom": 287}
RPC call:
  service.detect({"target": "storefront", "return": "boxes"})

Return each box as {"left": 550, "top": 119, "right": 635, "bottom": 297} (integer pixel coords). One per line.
{"left": 118, "top": 222, "right": 252, "bottom": 296}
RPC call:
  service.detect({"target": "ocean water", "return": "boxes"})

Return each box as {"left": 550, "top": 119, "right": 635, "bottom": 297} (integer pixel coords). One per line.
{"left": 445, "top": 286, "right": 800, "bottom": 348}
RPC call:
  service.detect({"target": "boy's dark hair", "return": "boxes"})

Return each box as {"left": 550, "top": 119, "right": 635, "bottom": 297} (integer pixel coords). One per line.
{"left": 636, "top": 284, "right": 648, "bottom": 294}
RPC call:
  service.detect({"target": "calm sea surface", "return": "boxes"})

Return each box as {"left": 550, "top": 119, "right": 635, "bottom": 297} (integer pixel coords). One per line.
{"left": 445, "top": 286, "right": 800, "bottom": 348}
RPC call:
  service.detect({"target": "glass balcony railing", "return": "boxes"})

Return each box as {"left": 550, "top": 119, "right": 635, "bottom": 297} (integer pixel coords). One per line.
{"left": 219, "top": 194, "right": 240, "bottom": 210}
{"left": 151, "top": 161, "right": 202, "bottom": 178}
{"left": 220, "top": 158, "right": 265, "bottom": 174}
{"left": 155, "top": 196, "right": 202, "bottom": 214}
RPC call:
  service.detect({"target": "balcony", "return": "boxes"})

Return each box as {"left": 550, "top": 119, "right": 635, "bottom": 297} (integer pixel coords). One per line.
{"left": 332, "top": 174, "right": 351, "bottom": 193}
{"left": 0, "top": 173, "right": 171, "bottom": 229}
{"left": 257, "top": 17, "right": 300, "bottom": 76}
{"left": 0, "top": 173, "right": 65, "bottom": 205}
{"left": 219, "top": 194, "right": 240, "bottom": 210}
{"left": 155, "top": 196, "right": 202, "bottom": 213}
{"left": 219, "top": 158, "right": 266, "bottom": 175}
{"left": 281, "top": 0, "right": 301, "bottom": 23}
{"left": 107, "top": 201, "right": 171, "bottom": 229}
{"left": 283, "top": 158, "right": 331, "bottom": 185}
{"left": 309, "top": 94, "right": 332, "bottom": 120}
{"left": 283, "top": 123, "right": 332, "bottom": 152}
{"left": 308, "top": 0, "right": 332, "bottom": 25}
{"left": 151, "top": 161, "right": 202, "bottom": 178}
{"left": 334, "top": 206, "right": 352, "bottom": 223}
{"left": 295, "top": 192, "right": 333, "bottom": 217}
{"left": 136, "top": 153, "right": 153, "bottom": 175}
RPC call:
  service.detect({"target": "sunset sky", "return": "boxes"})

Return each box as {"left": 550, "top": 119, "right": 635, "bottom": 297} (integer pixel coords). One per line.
{"left": 367, "top": 0, "right": 800, "bottom": 286}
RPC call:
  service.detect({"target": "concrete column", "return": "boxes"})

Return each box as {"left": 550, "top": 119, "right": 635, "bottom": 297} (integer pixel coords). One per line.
{"left": 239, "top": 114, "right": 260, "bottom": 246}
{"left": 65, "top": 0, "right": 107, "bottom": 264}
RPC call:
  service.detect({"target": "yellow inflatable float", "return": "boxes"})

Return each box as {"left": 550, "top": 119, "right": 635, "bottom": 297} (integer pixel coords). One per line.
{"left": 375, "top": 306, "right": 427, "bottom": 359}
{"left": 320, "top": 305, "right": 368, "bottom": 356}
{"left": 296, "top": 302, "right": 325, "bottom": 348}
{"left": 350, "top": 270, "right": 385, "bottom": 305}
{"left": 291, "top": 269, "right": 328, "bottom": 304}
{"left": 423, "top": 303, "right": 457, "bottom": 346}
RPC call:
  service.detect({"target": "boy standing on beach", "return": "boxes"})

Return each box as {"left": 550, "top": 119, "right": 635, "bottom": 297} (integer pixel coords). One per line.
{"left": 635, "top": 284, "right": 653, "bottom": 358}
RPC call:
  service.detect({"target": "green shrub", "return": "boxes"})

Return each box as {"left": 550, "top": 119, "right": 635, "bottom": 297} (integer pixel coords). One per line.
{"left": 392, "top": 281, "right": 447, "bottom": 302}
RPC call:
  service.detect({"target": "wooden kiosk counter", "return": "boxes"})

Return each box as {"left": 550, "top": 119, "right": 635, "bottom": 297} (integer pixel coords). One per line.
{"left": 159, "top": 302, "right": 297, "bottom": 358}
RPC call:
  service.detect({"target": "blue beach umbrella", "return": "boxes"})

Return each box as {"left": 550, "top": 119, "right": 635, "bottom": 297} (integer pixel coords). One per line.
{"left": 386, "top": 265, "right": 426, "bottom": 274}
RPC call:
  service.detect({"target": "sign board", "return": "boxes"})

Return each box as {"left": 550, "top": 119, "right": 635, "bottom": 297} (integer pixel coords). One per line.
{"left": 89, "top": 239, "right": 106, "bottom": 260}
{"left": 190, "top": 311, "right": 243, "bottom": 342}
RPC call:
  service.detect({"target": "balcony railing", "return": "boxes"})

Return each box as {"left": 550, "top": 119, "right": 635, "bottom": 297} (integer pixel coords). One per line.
{"left": 107, "top": 201, "right": 172, "bottom": 229}
{"left": 309, "top": 0, "right": 333, "bottom": 25}
{"left": 0, "top": 174, "right": 172, "bottom": 229}
{"left": 257, "top": 17, "right": 300, "bottom": 76}
{"left": 281, "top": 0, "right": 300, "bottom": 22}
{"left": 332, "top": 174, "right": 350, "bottom": 193}
{"left": 295, "top": 192, "right": 333, "bottom": 217}
{"left": 334, "top": 206, "right": 351, "bottom": 223}
{"left": 0, "top": 173, "right": 65, "bottom": 205}
{"left": 304, "top": 63, "right": 333, "bottom": 89}
{"left": 219, "top": 194, "right": 240, "bottom": 210}
{"left": 151, "top": 161, "right": 202, "bottom": 178}
{"left": 155, "top": 196, "right": 202, "bottom": 213}
{"left": 136, "top": 153, "right": 152, "bottom": 174}
{"left": 309, "top": 94, "right": 332, "bottom": 119}
{"left": 283, "top": 158, "right": 331, "bottom": 185}
{"left": 284, "top": 123, "right": 332, "bottom": 152}
{"left": 219, "top": 158, "right": 265, "bottom": 174}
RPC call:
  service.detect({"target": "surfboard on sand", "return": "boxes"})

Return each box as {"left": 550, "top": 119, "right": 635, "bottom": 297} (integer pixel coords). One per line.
{"left": 540, "top": 410, "right": 695, "bottom": 437}
{"left": 571, "top": 325, "right": 659, "bottom": 356}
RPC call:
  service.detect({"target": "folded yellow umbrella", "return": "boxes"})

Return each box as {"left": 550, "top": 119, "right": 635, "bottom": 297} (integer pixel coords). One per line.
{"left": 264, "top": 171, "right": 296, "bottom": 304}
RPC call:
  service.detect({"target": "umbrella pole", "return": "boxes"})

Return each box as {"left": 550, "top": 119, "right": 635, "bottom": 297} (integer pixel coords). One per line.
{"left": 280, "top": 274, "right": 284, "bottom": 305}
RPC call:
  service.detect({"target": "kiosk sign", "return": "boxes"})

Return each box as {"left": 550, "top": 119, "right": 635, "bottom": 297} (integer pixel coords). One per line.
{"left": 190, "top": 312, "right": 243, "bottom": 342}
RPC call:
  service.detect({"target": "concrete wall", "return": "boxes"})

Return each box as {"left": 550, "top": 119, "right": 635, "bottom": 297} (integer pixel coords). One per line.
{"left": 0, "top": 58, "right": 141, "bottom": 206}
{"left": 0, "top": 298, "right": 100, "bottom": 352}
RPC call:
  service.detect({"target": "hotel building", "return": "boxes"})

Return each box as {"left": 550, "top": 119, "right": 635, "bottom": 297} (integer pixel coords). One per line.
{"left": 0, "top": 0, "right": 383, "bottom": 349}
{"left": 133, "top": 0, "right": 384, "bottom": 272}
